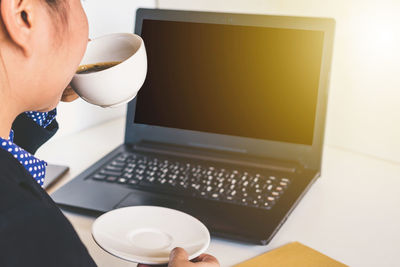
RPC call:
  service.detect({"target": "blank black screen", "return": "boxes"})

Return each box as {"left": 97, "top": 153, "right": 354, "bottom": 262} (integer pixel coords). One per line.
{"left": 134, "top": 19, "right": 324, "bottom": 145}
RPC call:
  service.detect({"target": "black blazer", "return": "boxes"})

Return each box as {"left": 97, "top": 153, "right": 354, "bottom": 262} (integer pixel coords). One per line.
{"left": 0, "top": 113, "right": 97, "bottom": 266}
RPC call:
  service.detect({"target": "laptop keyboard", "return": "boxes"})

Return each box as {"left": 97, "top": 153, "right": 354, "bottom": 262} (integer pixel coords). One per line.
{"left": 90, "top": 152, "right": 291, "bottom": 210}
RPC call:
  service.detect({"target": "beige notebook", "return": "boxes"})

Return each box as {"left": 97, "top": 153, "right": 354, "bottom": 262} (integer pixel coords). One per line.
{"left": 233, "top": 242, "right": 348, "bottom": 267}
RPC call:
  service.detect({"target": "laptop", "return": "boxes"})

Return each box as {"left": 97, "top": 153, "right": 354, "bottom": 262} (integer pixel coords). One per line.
{"left": 44, "top": 164, "right": 69, "bottom": 189}
{"left": 51, "top": 8, "right": 335, "bottom": 245}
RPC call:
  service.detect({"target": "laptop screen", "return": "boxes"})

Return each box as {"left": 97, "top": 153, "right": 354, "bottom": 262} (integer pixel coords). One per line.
{"left": 134, "top": 19, "right": 325, "bottom": 146}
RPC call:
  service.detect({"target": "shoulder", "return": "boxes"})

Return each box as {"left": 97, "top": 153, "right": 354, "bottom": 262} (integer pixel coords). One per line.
{"left": 0, "top": 149, "right": 96, "bottom": 267}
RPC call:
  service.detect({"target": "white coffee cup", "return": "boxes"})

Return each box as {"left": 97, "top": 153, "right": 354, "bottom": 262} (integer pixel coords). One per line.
{"left": 71, "top": 33, "right": 147, "bottom": 108}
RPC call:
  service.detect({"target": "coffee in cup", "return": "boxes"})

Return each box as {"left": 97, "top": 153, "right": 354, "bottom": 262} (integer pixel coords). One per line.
{"left": 77, "top": 61, "right": 122, "bottom": 75}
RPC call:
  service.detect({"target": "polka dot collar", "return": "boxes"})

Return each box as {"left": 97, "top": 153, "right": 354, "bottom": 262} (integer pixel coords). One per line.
{"left": 25, "top": 109, "right": 56, "bottom": 128}
{"left": 0, "top": 132, "right": 47, "bottom": 187}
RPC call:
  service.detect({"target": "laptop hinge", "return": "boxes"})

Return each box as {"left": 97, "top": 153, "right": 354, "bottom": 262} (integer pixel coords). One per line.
{"left": 131, "top": 142, "right": 298, "bottom": 173}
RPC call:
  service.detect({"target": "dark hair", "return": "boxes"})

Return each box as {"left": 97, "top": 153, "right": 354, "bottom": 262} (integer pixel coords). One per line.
{"left": 43, "top": 0, "right": 69, "bottom": 24}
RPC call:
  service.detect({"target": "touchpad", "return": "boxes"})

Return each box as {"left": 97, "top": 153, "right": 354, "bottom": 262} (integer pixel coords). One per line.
{"left": 114, "top": 190, "right": 183, "bottom": 209}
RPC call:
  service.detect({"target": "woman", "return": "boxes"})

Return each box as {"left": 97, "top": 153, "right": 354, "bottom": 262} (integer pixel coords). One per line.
{"left": 0, "top": 0, "right": 219, "bottom": 266}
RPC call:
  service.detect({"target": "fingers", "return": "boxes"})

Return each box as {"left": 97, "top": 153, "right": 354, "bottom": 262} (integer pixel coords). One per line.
{"left": 169, "top": 248, "right": 219, "bottom": 267}
{"left": 169, "top": 247, "right": 189, "bottom": 266}
{"left": 137, "top": 264, "right": 167, "bottom": 267}
{"left": 138, "top": 248, "right": 189, "bottom": 267}
{"left": 61, "top": 85, "right": 79, "bottom": 102}
{"left": 191, "top": 253, "right": 208, "bottom": 262}
{"left": 191, "top": 253, "right": 206, "bottom": 262}
{"left": 192, "top": 253, "right": 219, "bottom": 266}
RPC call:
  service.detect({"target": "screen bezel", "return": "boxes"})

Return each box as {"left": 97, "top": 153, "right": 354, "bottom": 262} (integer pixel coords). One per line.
{"left": 125, "top": 8, "right": 335, "bottom": 171}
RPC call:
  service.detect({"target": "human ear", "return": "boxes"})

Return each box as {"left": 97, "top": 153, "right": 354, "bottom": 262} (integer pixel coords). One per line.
{"left": 0, "top": 0, "right": 35, "bottom": 56}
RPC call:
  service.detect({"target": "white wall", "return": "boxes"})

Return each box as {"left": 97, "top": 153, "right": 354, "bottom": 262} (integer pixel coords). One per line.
{"left": 54, "top": 0, "right": 156, "bottom": 139}
{"left": 157, "top": 0, "right": 400, "bottom": 164}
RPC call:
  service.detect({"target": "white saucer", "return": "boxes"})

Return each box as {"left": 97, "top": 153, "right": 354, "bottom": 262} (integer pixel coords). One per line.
{"left": 92, "top": 206, "right": 210, "bottom": 265}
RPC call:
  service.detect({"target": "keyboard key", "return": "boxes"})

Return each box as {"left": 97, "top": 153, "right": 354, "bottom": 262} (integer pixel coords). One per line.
{"left": 226, "top": 195, "right": 234, "bottom": 201}
{"left": 122, "top": 173, "right": 133, "bottom": 179}
{"left": 250, "top": 200, "right": 259, "bottom": 207}
{"left": 124, "top": 168, "right": 134, "bottom": 173}
{"left": 106, "top": 176, "right": 118, "bottom": 182}
{"left": 128, "top": 179, "right": 139, "bottom": 185}
{"left": 117, "top": 178, "right": 128, "bottom": 184}
{"left": 92, "top": 174, "right": 106, "bottom": 180}
{"left": 267, "top": 196, "right": 275, "bottom": 202}
{"left": 279, "top": 182, "right": 288, "bottom": 187}
{"left": 262, "top": 202, "right": 271, "bottom": 209}
{"left": 106, "top": 165, "right": 123, "bottom": 171}
{"left": 111, "top": 161, "right": 125, "bottom": 167}
{"left": 100, "top": 169, "right": 122, "bottom": 176}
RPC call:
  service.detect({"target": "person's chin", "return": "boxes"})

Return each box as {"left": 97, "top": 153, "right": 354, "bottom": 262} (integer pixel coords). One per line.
{"left": 38, "top": 101, "right": 60, "bottom": 112}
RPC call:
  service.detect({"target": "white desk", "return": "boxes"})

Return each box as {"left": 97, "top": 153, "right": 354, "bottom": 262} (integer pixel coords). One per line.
{"left": 37, "top": 117, "right": 400, "bottom": 267}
